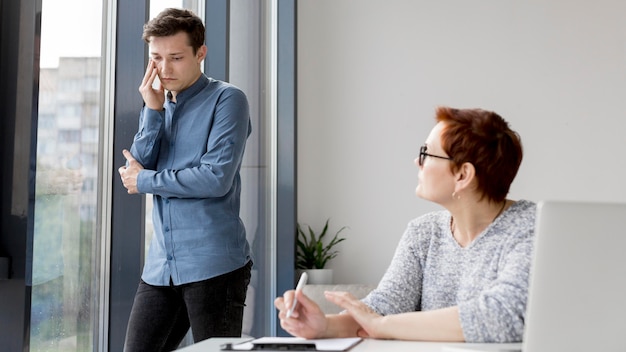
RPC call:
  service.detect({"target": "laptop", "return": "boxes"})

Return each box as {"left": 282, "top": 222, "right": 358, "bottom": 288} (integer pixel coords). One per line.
{"left": 444, "top": 200, "right": 626, "bottom": 352}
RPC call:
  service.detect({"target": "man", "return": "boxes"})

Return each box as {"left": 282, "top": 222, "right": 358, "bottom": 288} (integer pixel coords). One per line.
{"left": 118, "top": 8, "right": 252, "bottom": 351}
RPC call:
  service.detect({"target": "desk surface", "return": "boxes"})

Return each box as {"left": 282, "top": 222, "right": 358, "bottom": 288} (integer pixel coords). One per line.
{"left": 177, "top": 337, "right": 522, "bottom": 352}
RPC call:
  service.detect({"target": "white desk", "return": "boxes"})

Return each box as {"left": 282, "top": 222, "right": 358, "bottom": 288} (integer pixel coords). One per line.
{"left": 177, "top": 337, "right": 522, "bottom": 352}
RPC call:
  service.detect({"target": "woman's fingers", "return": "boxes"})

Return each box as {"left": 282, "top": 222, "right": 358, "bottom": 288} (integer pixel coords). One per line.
{"left": 325, "top": 291, "right": 382, "bottom": 338}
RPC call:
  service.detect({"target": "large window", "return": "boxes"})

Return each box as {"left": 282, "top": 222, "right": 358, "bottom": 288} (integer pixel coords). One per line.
{"left": 27, "top": 1, "right": 283, "bottom": 350}
{"left": 31, "top": 0, "right": 105, "bottom": 350}
{"left": 144, "top": 0, "right": 276, "bottom": 344}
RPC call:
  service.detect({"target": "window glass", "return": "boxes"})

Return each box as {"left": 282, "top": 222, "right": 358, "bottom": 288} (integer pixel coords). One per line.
{"left": 143, "top": 0, "right": 274, "bottom": 343}
{"left": 142, "top": 0, "right": 186, "bottom": 259}
{"left": 144, "top": 1, "right": 191, "bottom": 348}
{"left": 31, "top": 0, "right": 276, "bottom": 350}
{"left": 31, "top": 0, "right": 104, "bottom": 350}
{"left": 229, "top": 0, "right": 273, "bottom": 338}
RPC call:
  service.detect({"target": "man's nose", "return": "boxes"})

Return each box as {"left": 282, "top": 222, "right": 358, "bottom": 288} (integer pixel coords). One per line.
{"left": 159, "top": 60, "right": 172, "bottom": 74}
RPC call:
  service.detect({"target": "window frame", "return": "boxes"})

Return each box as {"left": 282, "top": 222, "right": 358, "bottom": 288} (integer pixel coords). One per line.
{"left": 0, "top": 0, "right": 297, "bottom": 349}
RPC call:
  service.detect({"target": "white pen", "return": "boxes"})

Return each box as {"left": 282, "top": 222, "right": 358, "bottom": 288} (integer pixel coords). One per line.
{"left": 286, "top": 272, "right": 308, "bottom": 318}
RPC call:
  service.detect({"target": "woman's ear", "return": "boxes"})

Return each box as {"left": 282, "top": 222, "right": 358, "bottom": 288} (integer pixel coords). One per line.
{"left": 454, "top": 162, "right": 476, "bottom": 188}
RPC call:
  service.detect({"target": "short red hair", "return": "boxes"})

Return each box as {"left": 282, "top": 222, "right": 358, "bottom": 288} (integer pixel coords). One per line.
{"left": 435, "top": 106, "right": 523, "bottom": 203}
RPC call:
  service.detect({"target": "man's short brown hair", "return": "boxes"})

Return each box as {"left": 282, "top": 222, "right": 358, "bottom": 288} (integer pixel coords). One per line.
{"left": 142, "top": 8, "right": 205, "bottom": 54}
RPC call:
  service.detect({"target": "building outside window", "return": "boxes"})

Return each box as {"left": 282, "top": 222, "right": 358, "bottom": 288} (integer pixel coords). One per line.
{"left": 30, "top": 0, "right": 277, "bottom": 350}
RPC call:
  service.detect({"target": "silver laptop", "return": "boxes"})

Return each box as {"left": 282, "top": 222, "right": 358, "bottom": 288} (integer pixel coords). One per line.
{"left": 444, "top": 200, "right": 626, "bottom": 352}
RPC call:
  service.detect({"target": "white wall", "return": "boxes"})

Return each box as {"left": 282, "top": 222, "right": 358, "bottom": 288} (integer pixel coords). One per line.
{"left": 297, "top": 0, "right": 626, "bottom": 285}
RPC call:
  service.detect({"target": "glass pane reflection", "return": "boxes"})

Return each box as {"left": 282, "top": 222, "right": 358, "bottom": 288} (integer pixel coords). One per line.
{"left": 31, "top": 0, "right": 103, "bottom": 350}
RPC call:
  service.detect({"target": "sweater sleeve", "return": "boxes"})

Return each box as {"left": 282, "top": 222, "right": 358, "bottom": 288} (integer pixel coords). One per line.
{"left": 458, "top": 218, "right": 535, "bottom": 342}
{"left": 361, "top": 201, "right": 536, "bottom": 343}
{"left": 361, "top": 217, "right": 429, "bottom": 315}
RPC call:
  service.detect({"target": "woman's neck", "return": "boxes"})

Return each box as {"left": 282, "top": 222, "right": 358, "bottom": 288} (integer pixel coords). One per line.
{"left": 450, "top": 199, "right": 509, "bottom": 247}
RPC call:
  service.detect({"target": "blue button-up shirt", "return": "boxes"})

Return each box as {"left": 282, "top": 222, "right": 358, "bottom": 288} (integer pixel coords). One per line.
{"left": 130, "top": 74, "right": 252, "bottom": 286}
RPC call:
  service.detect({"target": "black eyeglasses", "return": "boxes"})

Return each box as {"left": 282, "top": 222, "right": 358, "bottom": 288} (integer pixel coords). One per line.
{"left": 418, "top": 145, "right": 453, "bottom": 166}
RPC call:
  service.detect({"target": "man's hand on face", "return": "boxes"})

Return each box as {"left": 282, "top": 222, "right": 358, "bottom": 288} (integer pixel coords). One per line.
{"left": 138, "top": 59, "right": 165, "bottom": 111}
{"left": 118, "top": 149, "right": 144, "bottom": 194}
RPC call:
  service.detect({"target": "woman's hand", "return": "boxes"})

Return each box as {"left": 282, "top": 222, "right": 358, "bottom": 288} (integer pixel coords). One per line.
{"left": 274, "top": 289, "right": 328, "bottom": 339}
{"left": 324, "top": 291, "right": 387, "bottom": 339}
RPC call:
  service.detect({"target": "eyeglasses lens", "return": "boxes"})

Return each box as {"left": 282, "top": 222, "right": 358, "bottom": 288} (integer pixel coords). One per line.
{"left": 419, "top": 146, "right": 426, "bottom": 166}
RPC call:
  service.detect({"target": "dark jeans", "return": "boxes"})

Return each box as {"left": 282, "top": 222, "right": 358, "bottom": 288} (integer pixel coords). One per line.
{"left": 123, "top": 261, "right": 252, "bottom": 352}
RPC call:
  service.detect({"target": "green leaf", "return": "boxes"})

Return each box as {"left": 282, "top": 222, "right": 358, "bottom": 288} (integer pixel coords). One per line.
{"left": 295, "top": 219, "right": 348, "bottom": 269}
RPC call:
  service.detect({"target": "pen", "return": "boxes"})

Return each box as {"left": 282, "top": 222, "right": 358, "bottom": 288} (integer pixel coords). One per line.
{"left": 286, "top": 272, "right": 308, "bottom": 318}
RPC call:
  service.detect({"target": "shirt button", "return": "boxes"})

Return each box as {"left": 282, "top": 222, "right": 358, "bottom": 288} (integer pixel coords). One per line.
{"left": 165, "top": 226, "right": 170, "bottom": 232}
{"left": 167, "top": 255, "right": 173, "bottom": 260}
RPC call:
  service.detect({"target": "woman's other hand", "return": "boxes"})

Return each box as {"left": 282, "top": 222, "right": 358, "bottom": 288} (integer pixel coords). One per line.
{"left": 324, "top": 291, "right": 385, "bottom": 339}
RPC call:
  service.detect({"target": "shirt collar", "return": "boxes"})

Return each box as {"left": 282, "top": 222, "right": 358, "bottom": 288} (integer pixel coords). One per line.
{"left": 168, "top": 74, "right": 210, "bottom": 103}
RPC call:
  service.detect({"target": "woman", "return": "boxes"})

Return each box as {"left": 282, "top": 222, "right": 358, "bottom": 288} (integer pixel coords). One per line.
{"left": 275, "top": 106, "right": 536, "bottom": 343}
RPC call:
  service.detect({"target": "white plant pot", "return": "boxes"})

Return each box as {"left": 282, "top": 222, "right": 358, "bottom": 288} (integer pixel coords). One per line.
{"left": 298, "top": 268, "right": 333, "bottom": 285}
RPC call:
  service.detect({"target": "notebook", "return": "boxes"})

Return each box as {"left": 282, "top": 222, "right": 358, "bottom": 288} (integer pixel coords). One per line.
{"left": 220, "top": 337, "right": 363, "bottom": 351}
{"left": 444, "top": 200, "right": 626, "bottom": 352}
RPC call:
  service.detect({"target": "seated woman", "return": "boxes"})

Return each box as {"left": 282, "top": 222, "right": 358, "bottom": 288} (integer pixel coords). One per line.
{"left": 275, "top": 106, "right": 535, "bottom": 343}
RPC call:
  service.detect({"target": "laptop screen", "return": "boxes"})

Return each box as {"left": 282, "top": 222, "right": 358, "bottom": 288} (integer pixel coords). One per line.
{"left": 523, "top": 200, "right": 626, "bottom": 352}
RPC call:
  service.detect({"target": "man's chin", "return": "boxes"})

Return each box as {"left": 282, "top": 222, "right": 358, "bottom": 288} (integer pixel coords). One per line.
{"left": 163, "top": 86, "right": 180, "bottom": 96}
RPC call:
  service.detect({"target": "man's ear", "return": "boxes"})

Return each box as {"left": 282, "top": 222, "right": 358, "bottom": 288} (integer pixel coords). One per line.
{"left": 196, "top": 45, "right": 207, "bottom": 62}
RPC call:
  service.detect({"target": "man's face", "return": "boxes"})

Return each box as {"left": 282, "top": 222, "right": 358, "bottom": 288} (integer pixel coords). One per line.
{"left": 148, "top": 31, "right": 206, "bottom": 95}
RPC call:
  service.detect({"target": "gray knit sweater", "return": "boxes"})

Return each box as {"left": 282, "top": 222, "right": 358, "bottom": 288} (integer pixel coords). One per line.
{"left": 361, "top": 200, "right": 536, "bottom": 342}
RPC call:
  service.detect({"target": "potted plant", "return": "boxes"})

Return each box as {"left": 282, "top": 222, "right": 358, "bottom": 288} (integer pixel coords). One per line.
{"left": 296, "top": 218, "right": 348, "bottom": 284}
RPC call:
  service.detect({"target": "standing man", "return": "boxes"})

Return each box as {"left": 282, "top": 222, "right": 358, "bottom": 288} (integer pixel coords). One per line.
{"left": 118, "top": 8, "right": 252, "bottom": 351}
